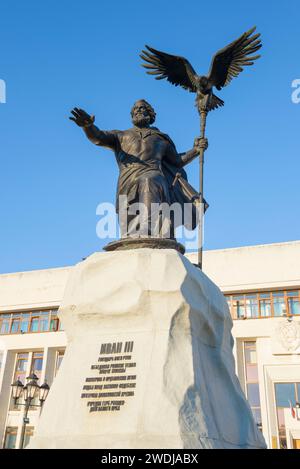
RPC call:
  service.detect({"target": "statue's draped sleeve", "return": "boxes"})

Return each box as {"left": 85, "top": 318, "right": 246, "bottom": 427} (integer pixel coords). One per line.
{"left": 94, "top": 130, "right": 121, "bottom": 150}
{"left": 163, "top": 134, "right": 198, "bottom": 169}
{"left": 84, "top": 125, "right": 121, "bottom": 151}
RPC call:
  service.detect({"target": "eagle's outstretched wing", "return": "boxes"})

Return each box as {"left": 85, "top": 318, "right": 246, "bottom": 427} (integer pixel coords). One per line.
{"left": 140, "top": 45, "right": 198, "bottom": 93}
{"left": 207, "top": 26, "right": 262, "bottom": 90}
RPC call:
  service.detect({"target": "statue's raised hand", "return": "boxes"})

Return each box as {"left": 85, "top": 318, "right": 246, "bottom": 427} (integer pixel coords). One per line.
{"left": 69, "top": 108, "right": 95, "bottom": 127}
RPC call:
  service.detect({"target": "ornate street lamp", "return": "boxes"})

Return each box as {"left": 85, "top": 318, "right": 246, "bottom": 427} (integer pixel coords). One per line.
{"left": 10, "top": 373, "right": 50, "bottom": 449}
{"left": 11, "top": 379, "right": 24, "bottom": 404}
{"left": 39, "top": 381, "right": 50, "bottom": 404}
{"left": 23, "top": 373, "right": 40, "bottom": 401}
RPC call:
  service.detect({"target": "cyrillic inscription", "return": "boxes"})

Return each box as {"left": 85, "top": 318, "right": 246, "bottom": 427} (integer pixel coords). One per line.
{"left": 81, "top": 341, "right": 136, "bottom": 413}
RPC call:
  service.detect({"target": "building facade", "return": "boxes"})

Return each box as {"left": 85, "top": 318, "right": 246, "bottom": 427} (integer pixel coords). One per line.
{"left": 0, "top": 241, "right": 299, "bottom": 449}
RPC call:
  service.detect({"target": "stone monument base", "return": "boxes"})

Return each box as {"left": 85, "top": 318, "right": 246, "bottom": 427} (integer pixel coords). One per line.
{"left": 29, "top": 249, "right": 266, "bottom": 449}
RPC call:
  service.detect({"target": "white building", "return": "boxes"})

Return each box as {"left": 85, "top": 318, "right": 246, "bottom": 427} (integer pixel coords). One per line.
{"left": 0, "top": 240, "right": 299, "bottom": 449}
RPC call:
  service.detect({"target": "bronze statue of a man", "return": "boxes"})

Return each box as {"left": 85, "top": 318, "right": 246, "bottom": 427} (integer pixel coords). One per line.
{"left": 70, "top": 100, "right": 207, "bottom": 240}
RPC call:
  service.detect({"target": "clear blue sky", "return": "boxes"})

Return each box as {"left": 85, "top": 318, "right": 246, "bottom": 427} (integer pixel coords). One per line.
{"left": 0, "top": 0, "right": 299, "bottom": 274}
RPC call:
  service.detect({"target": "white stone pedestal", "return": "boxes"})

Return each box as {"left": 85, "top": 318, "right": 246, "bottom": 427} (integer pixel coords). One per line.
{"left": 29, "top": 249, "right": 266, "bottom": 449}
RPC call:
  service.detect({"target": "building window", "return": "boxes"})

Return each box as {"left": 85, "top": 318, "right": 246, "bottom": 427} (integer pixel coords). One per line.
{"left": 54, "top": 350, "right": 65, "bottom": 376}
{"left": 275, "top": 382, "right": 300, "bottom": 449}
{"left": 226, "top": 289, "right": 300, "bottom": 319}
{"left": 10, "top": 353, "right": 29, "bottom": 410}
{"left": 11, "top": 316, "right": 20, "bottom": 334}
{"left": 273, "top": 292, "right": 285, "bottom": 316}
{"left": 287, "top": 291, "right": 300, "bottom": 315}
{"left": 3, "top": 427, "right": 18, "bottom": 449}
{"left": 50, "top": 311, "right": 60, "bottom": 331}
{"left": 0, "top": 314, "right": 10, "bottom": 334}
{"left": 30, "top": 352, "right": 43, "bottom": 382}
{"left": 30, "top": 316, "right": 39, "bottom": 333}
{"left": 243, "top": 341, "right": 262, "bottom": 431}
{"left": 30, "top": 352, "right": 44, "bottom": 409}
{"left": 0, "top": 309, "right": 61, "bottom": 335}
{"left": 20, "top": 313, "right": 30, "bottom": 333}
{"left": 23, "top": 426, "right": 34, "bottom": 449}
{"left": 14, "top": 353, "right": 29, "bottom": 384}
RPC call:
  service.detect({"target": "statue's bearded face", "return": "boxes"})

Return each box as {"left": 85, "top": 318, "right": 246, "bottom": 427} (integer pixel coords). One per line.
{"left": 131, "top": 101, "right": 155, "bottom": 127}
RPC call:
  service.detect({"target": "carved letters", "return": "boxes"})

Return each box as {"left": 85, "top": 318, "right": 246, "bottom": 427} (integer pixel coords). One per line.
{"left": 81, "top": 341, "right": 136, "bottom": 412}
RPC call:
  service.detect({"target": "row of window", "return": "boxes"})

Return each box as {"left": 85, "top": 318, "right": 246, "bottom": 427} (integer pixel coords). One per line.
{"left": 0, "top": 309, "right": 62, "bottom": 335}
{"left": 226, "top": 289, "right": 300, "bottom": 319}
{"left": 1, "top": 290, "right": 299, "bottom": 337}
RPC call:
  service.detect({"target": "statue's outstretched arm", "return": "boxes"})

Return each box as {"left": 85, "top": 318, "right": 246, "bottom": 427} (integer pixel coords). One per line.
{"left": 69, "top": 107, "right": 118, "bottom": 150}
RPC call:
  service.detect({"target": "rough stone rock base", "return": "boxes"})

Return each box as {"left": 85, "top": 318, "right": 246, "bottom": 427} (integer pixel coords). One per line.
{"left": 29, "top": 249, "right": 266, "bottom": 449}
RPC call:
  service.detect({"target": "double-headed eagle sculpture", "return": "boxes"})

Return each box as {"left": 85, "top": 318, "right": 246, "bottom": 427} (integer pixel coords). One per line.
{"left": 140, "top": 26, "right": 261, "bottom": 112}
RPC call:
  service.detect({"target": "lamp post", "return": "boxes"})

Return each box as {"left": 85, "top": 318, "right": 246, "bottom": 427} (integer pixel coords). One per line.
{"left": 11, "top": 373, "right": 50, "bottom": 449}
